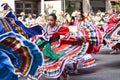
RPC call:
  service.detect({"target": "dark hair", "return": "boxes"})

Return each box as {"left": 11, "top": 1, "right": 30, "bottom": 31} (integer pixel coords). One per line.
{"left": 49, "top": 13, "right": 57, "bottom": 21}
{"left": 79, "top": 13, "right": 85, "bottom": 21}
{"left": 1, "top": 3, "right": 12, "bottom": 10}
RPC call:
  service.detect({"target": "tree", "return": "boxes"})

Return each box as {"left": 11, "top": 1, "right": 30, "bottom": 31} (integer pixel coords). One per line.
{"left": 112, "top": 1, "right": 120, "bottom": 13}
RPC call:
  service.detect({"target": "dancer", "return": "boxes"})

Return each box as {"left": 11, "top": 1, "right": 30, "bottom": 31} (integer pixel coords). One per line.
{"left": 69, "top": 13, "right": 102, "bottom": 74}
{"left": 104, "top": 9, "right": 120, "bottom": 33}
{"left": 0, "top": 3, "right": 43, "bottom": 39}
{"left": 104, "top": 23, "right": 120, "bottom": 54}
{"left": 30, "top": 13, "right": 89, "bottom": 80}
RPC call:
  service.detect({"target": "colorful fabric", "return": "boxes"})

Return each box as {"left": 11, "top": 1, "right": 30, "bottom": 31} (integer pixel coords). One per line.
{"left": 78, "top": 54, "right": 96, "bottom": 69}
{"left": 66, "top": 54, "right": 96, "bottom": 70}
{"left": 0, "top": 51, "right": 18, "bottom": 80}
{"left": 104, "top": 23, "right": 120, "bottom": 47}
{"left": 37, "top": 38, "right": 66, "bottom": 60}
{"left": 86, "top": 44, "right": 101, "bottom": 53}
{"left": 0, "top": 31, "right": 43, "bottom": 76}
{"left": 72, "top": 23, "right": 102, "bottom": 53}
{"left": 0, "top": 11, "right": 43, "bottom": 38}
{"left": 80, "top": 23, "right": 102, "bottom": 46}
{"left": 37, "top": 42, "right": 89, "bottom": 78}
{"left": 32, "top": 26, "right": 89, "bottom": 78}
{"left": 104, "top": 14, "right": 119, "bottom": 33}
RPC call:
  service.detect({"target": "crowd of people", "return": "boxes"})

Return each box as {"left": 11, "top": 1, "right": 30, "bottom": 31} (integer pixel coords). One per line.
{"left": 0, "top": 2, "right": 120, "bottom": 80}
{"left": 17, "top": 9, "right": 119, "bottom": 32}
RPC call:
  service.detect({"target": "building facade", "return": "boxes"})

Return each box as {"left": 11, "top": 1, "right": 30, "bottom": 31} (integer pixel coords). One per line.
{"left": 66, "top": 0, "right": 113, "bottom": 14}
{"left": 0, "top": 0, "right": 117, "bottom": 16}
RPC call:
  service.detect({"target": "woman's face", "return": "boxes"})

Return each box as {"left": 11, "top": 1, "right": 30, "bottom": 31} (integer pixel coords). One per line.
{"left": 48, "top": 16, "right": 56, "bottom": 27}
{"left": 76, "top": 14, "right": 82, "bottom": 21}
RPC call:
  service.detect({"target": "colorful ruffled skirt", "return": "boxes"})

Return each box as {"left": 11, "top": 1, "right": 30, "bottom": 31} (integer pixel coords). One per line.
{"left": 0, "top": 32, "right": 43, "bottom": 79}
{"left": 36, "top": 39, "right": 89, "bottom": 78}
{"left": 30, "top": 23, "right": 102, "bottom": 79}
{"left": 104, "top": 23, "right": 120, "bottom": 47}
{"left": 30, "top": 36, "right": 94, "bottom": 79}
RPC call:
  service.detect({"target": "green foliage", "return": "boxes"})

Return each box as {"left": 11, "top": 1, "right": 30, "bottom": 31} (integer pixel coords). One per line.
{"left": 65, "top": 2, "right": 76, "bottom": 15}
{"left": 112, "top": 1, "right": 120, "bottom": 12}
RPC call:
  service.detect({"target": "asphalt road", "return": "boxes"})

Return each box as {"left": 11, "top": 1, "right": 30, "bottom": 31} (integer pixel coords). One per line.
{"left": 19, "top": 46, "right": 120, "bottom": 80}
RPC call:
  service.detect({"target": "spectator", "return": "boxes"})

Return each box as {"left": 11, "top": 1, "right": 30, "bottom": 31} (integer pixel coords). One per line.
{"left": 25, "top": 14, "right": 35, "bottom": 27}
{"left": 18, "top": 12, "right": 26, "bottom": 22}
{"left": 36, "top": 14, "right": 46, "bottom": 27}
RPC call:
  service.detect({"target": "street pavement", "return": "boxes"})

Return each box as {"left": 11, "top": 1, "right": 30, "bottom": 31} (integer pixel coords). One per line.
{"left": 19, "top": 46, "right": 120, "bottom": 80}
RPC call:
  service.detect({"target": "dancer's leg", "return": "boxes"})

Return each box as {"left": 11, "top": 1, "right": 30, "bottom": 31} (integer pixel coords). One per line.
{"left": 62, "top": 71, "right": 70, "bottom": 80}
{"left": 73, "top": 62, "right": 78, "bottom": 74}
{"left": 57, "top": 77, "right": 61, "bottom": 80}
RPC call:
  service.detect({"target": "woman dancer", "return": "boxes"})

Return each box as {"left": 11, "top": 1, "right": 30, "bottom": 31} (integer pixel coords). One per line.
{"left": 104, "top": 9, "right": 120, "bottom": 33}
{"left": 30, "top": 13, "right": 90, "bottom": 80}
{"left": 104, "top": 23, "right": 120, "bottom": 54}
{"left": 69, "top": 13, "right": 102, "bottom": 74}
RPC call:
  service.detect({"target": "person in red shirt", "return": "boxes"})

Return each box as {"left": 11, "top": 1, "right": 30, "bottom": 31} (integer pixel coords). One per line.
{"left": 104, "top": 9, "right": 120, "bottom": 32}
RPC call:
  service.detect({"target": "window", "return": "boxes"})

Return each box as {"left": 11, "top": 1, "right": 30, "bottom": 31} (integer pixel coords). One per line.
{"left": 16, "top": 9, "right": 23, "bottom": 14}
{"left": 16, "top": 3, "right": 23, "bottom": 8}
{"left": 15, "top": 1, "right": 38, "bottom": 17}
{"left": 90, "top": 0, "right": 105, "bottom": 13}
{"left": 25, "top": 9, "right": 32, "bottom": 14}
{"left": 25, "top": 3, "right": 31, "bottom": 9}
